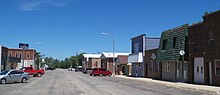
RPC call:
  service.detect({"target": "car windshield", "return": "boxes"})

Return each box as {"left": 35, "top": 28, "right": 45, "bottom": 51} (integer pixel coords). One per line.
{"left": 0, "top": 70, "right": 10, "bottom": 75}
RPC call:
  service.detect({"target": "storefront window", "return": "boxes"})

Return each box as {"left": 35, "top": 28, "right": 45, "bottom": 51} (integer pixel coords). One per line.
{"left": 215, "top": 60, "right": 220, "bottom": 76}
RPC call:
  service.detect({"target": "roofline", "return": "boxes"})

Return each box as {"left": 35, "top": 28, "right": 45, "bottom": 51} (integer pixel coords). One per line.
{"left": 203, "top": 10, "right": 220, "bottom": 18}
{"left": 162, "top": 24, "right": 189, "bottom": 32}
{"left": 131, "top": 34, "right": 146, "bottom": 40}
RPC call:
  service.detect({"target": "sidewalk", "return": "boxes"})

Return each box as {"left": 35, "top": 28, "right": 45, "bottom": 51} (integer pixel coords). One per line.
{"left": 115, "top": 75, "right": 220, "bottom": 94}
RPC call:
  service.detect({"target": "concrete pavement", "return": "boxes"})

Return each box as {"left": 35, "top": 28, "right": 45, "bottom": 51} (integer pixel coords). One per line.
{"left": 0, "top": 69, "right": 218, "bottom": 95}
{"left": 115, "top": 75, "right": 220, "bottom": 94}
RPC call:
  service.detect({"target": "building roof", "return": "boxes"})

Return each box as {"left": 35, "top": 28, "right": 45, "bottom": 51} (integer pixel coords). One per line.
{"left": 117, "top": 55, "right": 128, "bottom": 64}
{"left": 101, "top": 52, "right": 130, "bottom": 58}
{"left": 9, "top": 48, "right": 36, "bottom": 51}
{"left": 83, "top": 54, "right": 101, "bottom": 58}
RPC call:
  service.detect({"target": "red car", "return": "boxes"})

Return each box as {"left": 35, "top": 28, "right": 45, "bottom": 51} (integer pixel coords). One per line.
{"left": 90, "top": 68, "right": 112, "bottom": 76}
{"left": 21, "top": 67, "right": 45, "bottom": 77}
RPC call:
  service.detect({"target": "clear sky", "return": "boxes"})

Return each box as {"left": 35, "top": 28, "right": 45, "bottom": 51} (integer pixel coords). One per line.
{"left": 0, "top": 0, "right": 219, "bottom": 60}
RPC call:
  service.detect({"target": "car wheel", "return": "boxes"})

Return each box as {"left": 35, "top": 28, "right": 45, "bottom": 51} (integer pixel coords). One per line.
{"left": 109, "top": 74, "right": 112, "bottom": 77}
{"left": 0, "top": 78, "right": 6, "bottom": 84}
{"left": 100, "top": 74, "right": 103, "bottom": 77}
{"left": 37, "top": 73, "right": 42, "bottom": 77}
{"left": 22, "top": 78, "right": 27, "bottom": 83}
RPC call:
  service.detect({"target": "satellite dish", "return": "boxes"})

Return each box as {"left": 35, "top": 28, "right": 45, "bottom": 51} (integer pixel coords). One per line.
{"left": 180, "top": 50, "right": 185, "bottom": 55}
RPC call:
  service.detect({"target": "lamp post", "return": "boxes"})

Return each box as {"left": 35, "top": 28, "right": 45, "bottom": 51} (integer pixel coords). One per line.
{"left": 101, "top": 33, "right": 115, "bottom": 76}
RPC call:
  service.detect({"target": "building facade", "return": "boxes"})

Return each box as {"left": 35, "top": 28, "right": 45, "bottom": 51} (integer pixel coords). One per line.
{"left": 0, "top": 46, "right": 9, "bottom": 72}
{"left": 144, "top": 49, "right": 161, "bottom": 79}
{"left": 83, "top": 54, "right": 101, "bottom": 69}
{"left": 116, "top": 55, "right": 131, "bottom": 75}
{"left": 188, "top": 10, "right": 220, "bottom": 85}
{"left": 128, "top": 34, "right": 160, "bottom": 77}
{"left": 8, "top": 48, "right": 37, "bottom": 69}
{"left": 101, "top": 52, "right": 130, "bottom": 74}
{"left": 157, "top": 24, "right": 189, "bottom": 82}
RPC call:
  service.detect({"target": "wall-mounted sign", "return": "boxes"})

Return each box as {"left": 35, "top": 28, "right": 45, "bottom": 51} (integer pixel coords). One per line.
{"left": 179, "top": 50, "right": 185, "bottom": 55}
{"left": 19, "top": 43, "right": 29, "bottom": 49}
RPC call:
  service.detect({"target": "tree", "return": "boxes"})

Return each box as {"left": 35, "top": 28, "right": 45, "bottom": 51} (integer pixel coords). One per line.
{"left": 43, "top": 52, "right": 85, "bottom": 69}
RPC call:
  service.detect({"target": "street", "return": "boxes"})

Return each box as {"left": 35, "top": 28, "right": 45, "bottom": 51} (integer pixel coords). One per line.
{"left": 0, "top": 69, "right": 217, "bottom": 95}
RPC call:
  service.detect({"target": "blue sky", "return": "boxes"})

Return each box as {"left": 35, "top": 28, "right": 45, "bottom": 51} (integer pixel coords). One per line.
{"left": 0, "top": 0, "right": 219, "bottom": 60}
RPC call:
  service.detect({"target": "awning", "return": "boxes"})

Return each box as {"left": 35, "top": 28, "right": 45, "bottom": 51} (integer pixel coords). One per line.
{"left": 128, "top": 53, "right": 143, "bottom": 63}
{"left": 127, "top": 63, "right": 132, "bottom": 65}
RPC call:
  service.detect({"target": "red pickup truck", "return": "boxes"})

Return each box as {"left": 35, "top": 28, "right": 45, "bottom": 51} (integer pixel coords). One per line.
{"left": 21, "top": 67, "right": 45, "bottom": 77}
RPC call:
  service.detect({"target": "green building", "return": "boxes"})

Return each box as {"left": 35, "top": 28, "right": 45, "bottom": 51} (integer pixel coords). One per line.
{"left": 157, "top": 24, "right": 189, "bottom": 82}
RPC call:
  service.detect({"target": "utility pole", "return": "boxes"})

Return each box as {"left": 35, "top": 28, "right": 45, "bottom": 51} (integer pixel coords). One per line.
{"left": 101, "top": 33, "right": 116, "bottom": 76}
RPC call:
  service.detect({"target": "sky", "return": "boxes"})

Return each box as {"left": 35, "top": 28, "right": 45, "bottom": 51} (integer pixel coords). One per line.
{"left": 0, "top": 0, "right": 219, "bottom": 60}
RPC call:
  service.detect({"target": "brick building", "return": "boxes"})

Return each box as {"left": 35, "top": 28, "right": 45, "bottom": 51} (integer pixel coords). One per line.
{"left": 144, "top": 49, "right": 161, "bottom": 79}
{"left": 188, "top": 10, "right": 220, "bottom": 85}
{"left": 83, "top": 54, "right": 101, "bottom": 69}
{"left": 8, "top": 48, "right": 37, "bottom": 69}
{"left": 116, "top": 55, "right": 131, "bottom": 75}
{"left": 0, "top": 46, "right": 9, "bottom": 72}
{"left": 101, "top": 52, "right": 130, "bottom": 75}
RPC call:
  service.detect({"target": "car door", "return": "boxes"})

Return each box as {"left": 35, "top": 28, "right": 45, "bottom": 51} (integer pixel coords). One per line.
{"left": 101, "top": 68, "right": 107, "bottom": 75}
{"left": 8, "top": 71, "right": 18, "bottom": 82}
{"left": 15, "top": 71, "right": 23, "bottom": 82}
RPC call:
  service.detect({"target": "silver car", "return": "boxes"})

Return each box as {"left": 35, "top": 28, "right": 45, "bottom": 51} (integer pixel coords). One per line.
{"left": 0, "top": 70, "right": 30, "bottom": 84}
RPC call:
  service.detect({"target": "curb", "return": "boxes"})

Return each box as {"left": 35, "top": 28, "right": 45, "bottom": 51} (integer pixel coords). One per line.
{"left": 115, "top": 75, "right": 220, "bottom": 94}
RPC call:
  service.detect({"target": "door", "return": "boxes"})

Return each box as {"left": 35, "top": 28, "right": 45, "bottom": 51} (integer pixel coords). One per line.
{"left": 176, "top": 62, "right": 180, "bottom": 78}
{"left": 183, "top": 62, "right": 187, "bottom": 80}
{"left": 194, "top": 57, "right": 204, "bottom": 84}
{"left": 122, "top": 66, "right": 126, "bottom": 74}
{"left": 8, "top": 71, "right": 20, "bottom": 82}
{"left": 209, "top": 62, "right": 212, "bottom": 85}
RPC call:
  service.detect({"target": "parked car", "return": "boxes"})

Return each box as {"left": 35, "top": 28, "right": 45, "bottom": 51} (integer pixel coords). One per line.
{"left": 75, "top": 66, "right": 82, "bottom": 72}
{"left": 21, "top": 66, "right": 45, "bottom": 77}
{"left": 68, "top": 68, "right": 74, "bottom": 71}
{"left": 0, "top": 70, "right": 30, "bottom": 84}
{"left": 90, "top": 68, "right": 112, "bottom": 76}
{"left": 47, "top": 67, "right": 55, "bottom": 70}
{"left": 83, "top": 68, "right": 93, "bottom": 74}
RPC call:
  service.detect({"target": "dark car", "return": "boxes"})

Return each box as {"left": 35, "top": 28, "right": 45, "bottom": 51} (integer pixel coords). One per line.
{"left": 47, "top": 67, "right": 55, "bottom": 70}
{"left": 90, "top": 68, "right": 112, "bottom": 76}
{"left": 75, "top": 66, "right": 82, "bottom": 72}
{"left": 83, "top": 68, "right": 93, "bottom": 74}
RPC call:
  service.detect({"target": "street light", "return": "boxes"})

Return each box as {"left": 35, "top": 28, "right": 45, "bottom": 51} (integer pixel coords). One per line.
{"left": 101, "top": 32, "right": 115, "bottom": 76}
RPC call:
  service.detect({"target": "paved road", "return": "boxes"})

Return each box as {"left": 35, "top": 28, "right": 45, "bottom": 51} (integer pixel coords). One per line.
{"left": 0, "top": 69, "right": 217, "bottom": 95}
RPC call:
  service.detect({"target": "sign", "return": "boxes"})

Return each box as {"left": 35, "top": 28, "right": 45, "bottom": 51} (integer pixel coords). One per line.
{"left": 19, "top": 43, "right": 29, "bottom": 49}
{"left": 179, "top": 50, "right": 185, "bottom": 55}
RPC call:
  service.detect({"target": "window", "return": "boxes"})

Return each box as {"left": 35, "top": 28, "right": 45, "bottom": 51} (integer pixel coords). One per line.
{"left": 173, "top": 37, "right": 176, "bottom": 48}
{"left": 134, "top": 43, "right": 139, "bottom": 53}
{"left": 201, "top": 67, "right": 203, "bottom": 73}
{"left": 150, "top": 61, "right": 153, "bottom": 71}
{"left": 100, "top": 68, "right": 106, "bottom": 71}
{"left": 9, "top": 53, "right": 12, "bottom": 57}
{"left": 15, "top": 52, "right": 18, "bottom": 58}
{"left": 10, "top": 71, "right": 17, "bottom": 75}
{"left": 215, "top": 60, "right": 220, "bottom": 76}
{"left": 183, "top": 63, "right": 187, "bottom": 70}
{"left": 165, "top": 62, "right": 170, "bottom": 72}
{"left": 26, "top": 53, "right": 30, "bottom": 59}
{"left": 155, "top": 62, "right": 160, "bottom": 71}
{"left": 20, "top": 53, "right": 22, "bottom": 58}
{"left": 138, "top": 63, "right": 141, "bottom": 67}
{"left": 197, "top": 66, "right": 199, "bottom": 73}
{"left": 208, "top": 39, "right": 214, "bottom": 48}
{"left": 162, "top": 39, "right": 167, "bottom": 50}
